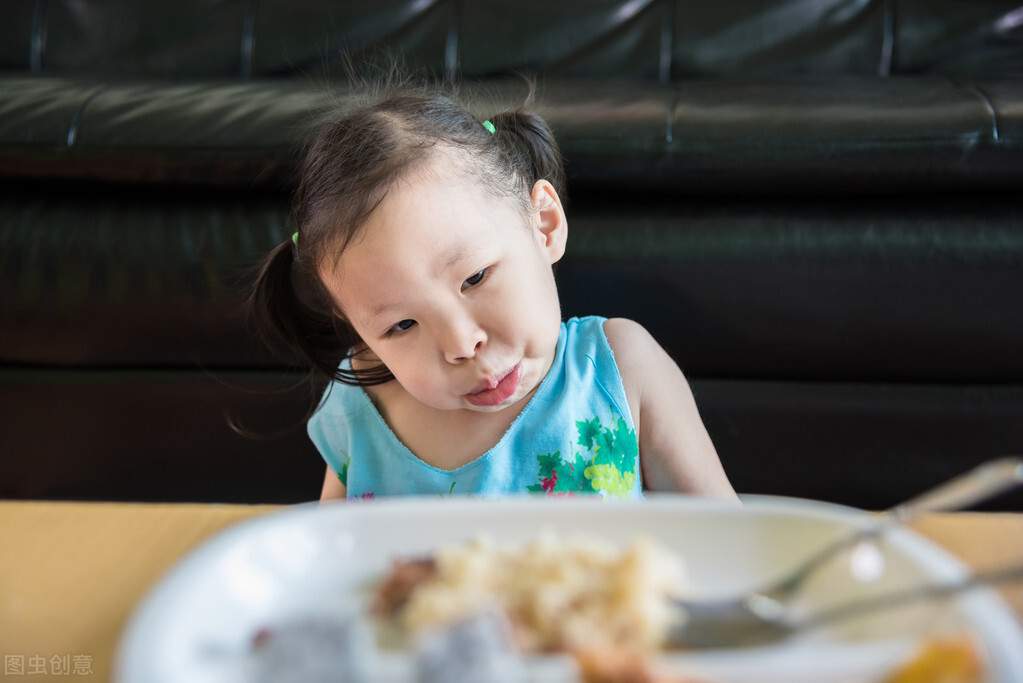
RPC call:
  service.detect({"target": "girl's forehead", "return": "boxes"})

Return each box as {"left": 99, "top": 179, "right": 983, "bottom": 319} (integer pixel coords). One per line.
{"left": 328, "top": 169, "right": 525, "bottom": 274}
{"left": 393, "top": 145, "right": 527, "bottom": 211}
{"left": 317, "top": 147, "right": 529, "bottom": 279}
{"left": 399, "top": 147, "right": 487, "bottom": 193}
{"left": 382, "top": 158, "right": 525, "bottom": 228}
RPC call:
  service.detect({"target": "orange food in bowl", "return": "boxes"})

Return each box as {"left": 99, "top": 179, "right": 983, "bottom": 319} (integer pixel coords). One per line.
{"left": 883, "top": 636, "right": 984, "bottom": 683}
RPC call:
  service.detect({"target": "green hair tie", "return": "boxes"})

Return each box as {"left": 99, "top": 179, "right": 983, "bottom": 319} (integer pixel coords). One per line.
{"left": 291, "top": 231, "right": 299, "bottom": 245}
{"left": 482, "top": 120, "right": 496, "bottom": 135}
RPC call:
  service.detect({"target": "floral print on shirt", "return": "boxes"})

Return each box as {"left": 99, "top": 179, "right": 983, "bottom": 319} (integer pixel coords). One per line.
{"left": 528, "top": 413, "right": 639, "bottom": 499}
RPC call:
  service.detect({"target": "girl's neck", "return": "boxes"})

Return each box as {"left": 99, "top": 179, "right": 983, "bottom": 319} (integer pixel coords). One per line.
{"left": 363, "top": 379, "right": 538, "bottom": 472}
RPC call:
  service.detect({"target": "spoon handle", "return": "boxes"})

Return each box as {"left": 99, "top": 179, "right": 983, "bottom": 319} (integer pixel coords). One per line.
{"left": 889, "top": 457, "right": 1023, "bottom": 522}
{"left": 803, "top": 562, "right": 1023, "bottom": 630}
{"left": 766, "top": 457, "right": 1023, "bottom": 598}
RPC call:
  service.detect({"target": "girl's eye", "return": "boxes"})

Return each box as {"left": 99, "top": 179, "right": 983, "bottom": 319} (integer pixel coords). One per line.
{"left": 463, "top": 269, "right": 487, "bottom": 289}
{"left": 390, "top": 319, "right": 416, "bottom": 335}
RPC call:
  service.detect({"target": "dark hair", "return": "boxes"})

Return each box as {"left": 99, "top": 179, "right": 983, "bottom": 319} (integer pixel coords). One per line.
{"left": 247, "top": 80, "right": 566, "bottom": 386}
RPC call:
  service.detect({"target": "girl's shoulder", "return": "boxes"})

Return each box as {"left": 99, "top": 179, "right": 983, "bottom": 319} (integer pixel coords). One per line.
{"left": 599, "top": 317, "right": 668, "bottom": 405}
{"left": 600, "top": 317, "right": 659, "bottom": 357}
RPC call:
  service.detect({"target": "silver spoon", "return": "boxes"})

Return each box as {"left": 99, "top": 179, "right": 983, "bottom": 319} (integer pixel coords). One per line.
{"left": 668, "top": 456, "right": 1023, "bottom": 649}
{"left": 668, "top": 561, "right": 1023, "bottom": 649}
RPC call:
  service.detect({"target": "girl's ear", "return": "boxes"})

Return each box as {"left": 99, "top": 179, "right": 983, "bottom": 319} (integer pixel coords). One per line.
{"left": 530, "top": 180, "right": 568, "bottom": 264}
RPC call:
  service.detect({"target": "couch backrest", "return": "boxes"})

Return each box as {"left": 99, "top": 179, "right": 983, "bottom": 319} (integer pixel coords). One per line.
{"left": 2, "top": 0, "right": 1022, "bottom": 379}
{"left": 3, "top": 0, "right": 1022, "bottom": 81}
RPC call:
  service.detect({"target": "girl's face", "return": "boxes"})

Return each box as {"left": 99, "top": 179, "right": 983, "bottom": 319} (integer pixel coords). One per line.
{"left": 321, "top": 153, "right": 567, "bottom": 414}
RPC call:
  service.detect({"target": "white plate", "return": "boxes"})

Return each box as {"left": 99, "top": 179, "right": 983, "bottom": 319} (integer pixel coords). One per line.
{"left": 116, "top": 495, "right": 1023, "bottom": 682}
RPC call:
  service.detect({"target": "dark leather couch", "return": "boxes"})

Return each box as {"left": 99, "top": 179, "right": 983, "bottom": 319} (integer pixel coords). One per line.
{"left": 2, "top": 1, "right": 1022, "bottom": 509}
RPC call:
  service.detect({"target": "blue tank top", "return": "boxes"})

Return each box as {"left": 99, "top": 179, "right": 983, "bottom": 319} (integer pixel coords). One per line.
{"left": 307, "top": 316, "right": 642, "bottom": 500}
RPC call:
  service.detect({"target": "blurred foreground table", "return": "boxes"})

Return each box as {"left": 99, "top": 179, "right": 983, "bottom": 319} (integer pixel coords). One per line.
{"left": 1, "top": 500, "right": 1022, "bottom": 682}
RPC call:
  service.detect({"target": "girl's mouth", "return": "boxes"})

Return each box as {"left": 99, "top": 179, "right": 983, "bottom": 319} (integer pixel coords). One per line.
{"left": 466, "top": 363, "right": 522, "bottom": 407}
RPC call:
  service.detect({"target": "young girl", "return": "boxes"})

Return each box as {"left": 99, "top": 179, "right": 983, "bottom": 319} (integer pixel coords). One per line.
{"left": 250, "top": 82, "right": 735, "bottom": 502}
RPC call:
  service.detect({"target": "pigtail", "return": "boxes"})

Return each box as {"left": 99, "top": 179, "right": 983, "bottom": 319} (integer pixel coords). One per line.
{"left": 488, "top": 106, "right": 567, "bottom": 200}
{"left": 246, "top": 238, "right": 349, "bottom": 381}
{"left": 247, "top": 236, "right": 395, "bottom": 387}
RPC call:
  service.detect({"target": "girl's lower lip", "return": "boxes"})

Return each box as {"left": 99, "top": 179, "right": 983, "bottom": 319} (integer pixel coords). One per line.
{"left": 466, "top": 364, "right": 523, "bottom": 407}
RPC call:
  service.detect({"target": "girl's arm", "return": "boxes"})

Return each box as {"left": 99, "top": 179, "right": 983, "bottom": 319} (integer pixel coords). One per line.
{"left": 604, "top": 318, "right": 737, "bottom": 499}
{"left": 320, "top": 465, "right": 347, "bottom": 502}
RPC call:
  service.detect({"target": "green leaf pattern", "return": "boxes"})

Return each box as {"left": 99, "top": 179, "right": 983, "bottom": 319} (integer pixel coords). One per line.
{"left": 528, "top": 410, "right": 638, "bottom": 499}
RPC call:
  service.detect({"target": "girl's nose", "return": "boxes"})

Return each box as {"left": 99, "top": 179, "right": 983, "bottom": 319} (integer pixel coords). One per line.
{"left": 443, "top": 318, "right": 486, "bottom": 364}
